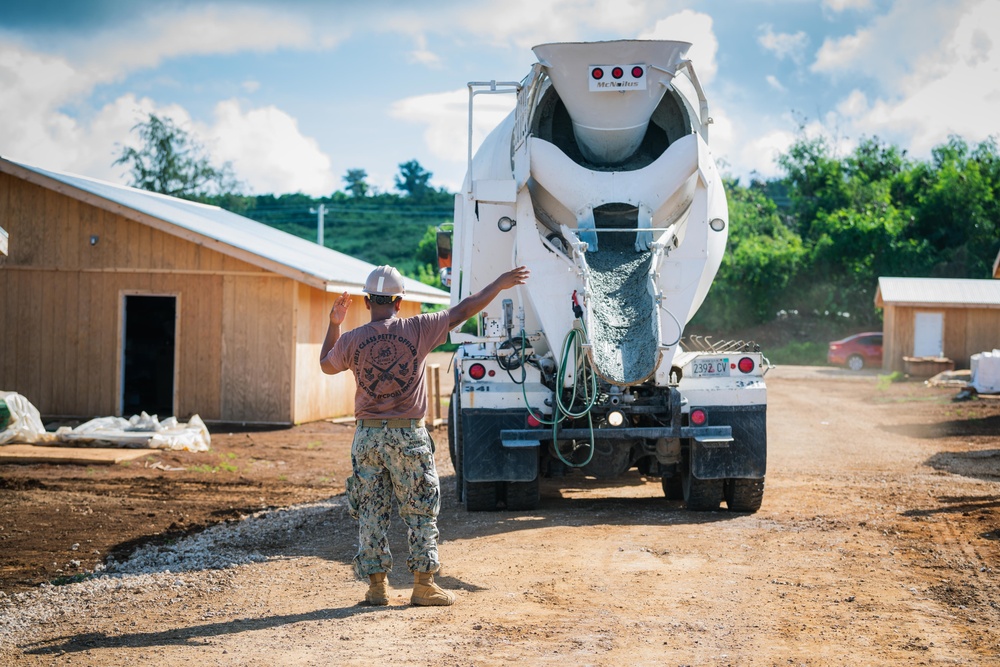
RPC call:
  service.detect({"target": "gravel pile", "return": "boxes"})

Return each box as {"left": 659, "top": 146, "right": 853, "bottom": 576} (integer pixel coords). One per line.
{"left": 587, "top": 226, "right": 658, "bottom": 385}
{"left": 0, "top": 497, "right": 343, "bottom": 648}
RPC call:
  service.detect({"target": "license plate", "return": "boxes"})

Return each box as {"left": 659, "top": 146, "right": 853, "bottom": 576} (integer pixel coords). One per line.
{"left": 691, "top": 358, "right": 729, "bottom": 377}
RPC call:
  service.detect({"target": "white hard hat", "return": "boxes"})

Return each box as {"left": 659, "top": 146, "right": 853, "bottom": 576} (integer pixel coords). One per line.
{"left": 363, "top": 265, "right": 405, "bottom": 297}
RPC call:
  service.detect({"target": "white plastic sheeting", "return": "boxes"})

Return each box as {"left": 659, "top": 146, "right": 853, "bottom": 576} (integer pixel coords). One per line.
{"left": 971, "top": 350, "right": 1000, "bottom": 395}
{"left": 0, "top": 391, "right": 211, "bottom": 452}
{"left": 0, "top": 391, "right": 52, "bottom": 445}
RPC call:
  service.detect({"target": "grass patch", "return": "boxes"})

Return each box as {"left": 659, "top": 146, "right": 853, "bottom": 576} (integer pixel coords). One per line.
{"left": 876, "top": 371, "right": 907, "bottom": 390}
{"left": 765, "top": 341, "right": 828, "bottom": 366}
{"left": 190, "top": 453, "right": 240, "bottom": 474}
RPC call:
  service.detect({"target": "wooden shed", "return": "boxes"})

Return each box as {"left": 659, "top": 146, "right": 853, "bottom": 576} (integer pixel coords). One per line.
{"left": 0, "top": 157, "right": 449, "bottom": 424}
{"left": 875, "top": 277, "right": 1000, "bottom": 373}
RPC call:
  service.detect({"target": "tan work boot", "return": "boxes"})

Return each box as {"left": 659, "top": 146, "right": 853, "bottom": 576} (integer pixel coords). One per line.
{"left": 410, "top": 571, "right": 456, "bottom": 606}
{"left": 365, "top": 572, "right": 389, "bottom": 606}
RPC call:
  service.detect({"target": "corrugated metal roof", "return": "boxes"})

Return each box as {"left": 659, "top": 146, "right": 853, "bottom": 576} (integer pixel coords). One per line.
{"left": 877, "top": 277, "right": 1000, "bottom": 307}
{"left": 1, "top": 157, "right": 450, "bottom": 305}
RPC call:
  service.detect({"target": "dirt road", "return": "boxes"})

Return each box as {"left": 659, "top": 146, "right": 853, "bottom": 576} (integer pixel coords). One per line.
{"left": 2, "top": 366, "right": 999, "bottom": 665}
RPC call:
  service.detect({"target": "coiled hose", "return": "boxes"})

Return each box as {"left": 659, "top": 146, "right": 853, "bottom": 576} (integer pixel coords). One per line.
{"left": 517, "top": 322, "right": 598, "bottom": 467}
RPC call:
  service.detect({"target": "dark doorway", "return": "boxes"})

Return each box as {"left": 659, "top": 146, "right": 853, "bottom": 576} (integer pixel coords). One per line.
{"left": 122, "top": 295, "right": 176, "bottom": 417}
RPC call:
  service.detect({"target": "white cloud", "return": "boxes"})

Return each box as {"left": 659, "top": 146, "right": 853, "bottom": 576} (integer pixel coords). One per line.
{"left": 389, "top": 88, "right": 516, "bottom": 175}
{"left": 382, "top": 0, "right": 677, "bottom": 52}
{"left": 711, "top": 107, "right": 796, "bottom": 181}
{"left": 811, "top": 0, "right": 968, "bottom": 85}
{"left": 389, "top": 6, "right": 720, "bottom": 190}
{"left": 241, "top": 80, "right": 261, "bottom": 94}
{"left": 407, "top": 34, "right": 442, "bottom": 68}
{"left": 0, "top": 5, "right": 339, "bottom": 195}
{"left": 461, "top": 0, "right": 639, "bottom": 49}
{"left": 712, "top": 100, "right": 862, "bottom": 183}
{"left": 766, "top": 75, "right": 787, "bottom": 92}
{"left": 757, "top": 25, "right": 809, "bottom": 63}
{"left": 814, "top": 0, "right": 1000, "bottom": 156}
{"left": 812, "top": 27, "right": 874, "bottom": 74}
{"left": 208, "top": 100, "right": 336, "bottom": 196}
{"left": 823, "top": 0, "right": 873, "bottom": 12}
{"left": 0, "top": 40, "right": 335, "bottom": 197}
{"left": 638, "top": 9, "right": 719, "bottom": 83}
{"left": 77, "top": 6, "right": 324, "bottom": 81}
{"left": 836, "top": 89, "right": 869, "bottom": 118}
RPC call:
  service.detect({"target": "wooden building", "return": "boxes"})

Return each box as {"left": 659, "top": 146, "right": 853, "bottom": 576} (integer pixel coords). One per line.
{"left": 875, "top": 277, "right": 1000, "bottom": 373}
{"left": 0, "top": 157, "right": 449, "bottom": 424}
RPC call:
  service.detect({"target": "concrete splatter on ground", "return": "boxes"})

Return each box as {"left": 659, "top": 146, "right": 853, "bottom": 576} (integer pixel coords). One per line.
{"left": 586, "top": 227, "right": 658, "bottom": 384}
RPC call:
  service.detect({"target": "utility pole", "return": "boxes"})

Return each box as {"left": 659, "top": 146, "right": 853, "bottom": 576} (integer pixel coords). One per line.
{"left": 309, "top": 203, "right": 326, "bottom": 246}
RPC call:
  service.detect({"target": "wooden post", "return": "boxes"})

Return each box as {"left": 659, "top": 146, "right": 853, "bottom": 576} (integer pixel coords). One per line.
{"left": 426, "top": 363, "right": 443, "bottom": 428}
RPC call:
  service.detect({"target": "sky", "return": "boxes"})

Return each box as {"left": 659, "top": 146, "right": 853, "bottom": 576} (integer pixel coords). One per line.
{"left": 1, "top": 0, "right": 998, "bottom": 197}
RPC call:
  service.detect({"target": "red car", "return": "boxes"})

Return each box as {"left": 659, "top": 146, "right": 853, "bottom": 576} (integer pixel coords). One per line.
{"left": 828, "top": 332, "right": 883, "bottom": 371}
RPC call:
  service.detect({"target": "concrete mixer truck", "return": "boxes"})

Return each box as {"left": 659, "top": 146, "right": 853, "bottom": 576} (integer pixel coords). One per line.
{"left": 442, "top": 40, "right": 767, "bottom": 513}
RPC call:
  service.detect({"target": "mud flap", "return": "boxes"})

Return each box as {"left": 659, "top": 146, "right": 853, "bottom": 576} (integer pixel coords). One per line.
{"left": 690, "top": 405, "right": 766, "bottom": 479}
{"left": 462, "top": 408, "right": 538, "bottom": 483}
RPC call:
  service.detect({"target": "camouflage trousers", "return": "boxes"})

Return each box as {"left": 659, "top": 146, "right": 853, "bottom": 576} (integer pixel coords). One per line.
{"left": 346, "top": 424, "right": 441, "bottom": 578}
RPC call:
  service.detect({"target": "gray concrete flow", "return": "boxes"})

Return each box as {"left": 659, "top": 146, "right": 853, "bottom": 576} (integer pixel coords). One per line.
{"left": 586, "top": 229, "right": 658, "bottom": 385}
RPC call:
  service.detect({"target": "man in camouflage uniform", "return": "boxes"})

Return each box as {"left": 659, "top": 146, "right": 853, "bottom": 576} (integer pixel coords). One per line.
{"left": 321, "top": 264, "right": 529, "bottom": 606}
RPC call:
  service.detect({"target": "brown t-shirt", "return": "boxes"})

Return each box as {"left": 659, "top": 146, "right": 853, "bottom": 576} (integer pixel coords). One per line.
{"left": 325, "top": 310, "right": 451, "bottom": 420}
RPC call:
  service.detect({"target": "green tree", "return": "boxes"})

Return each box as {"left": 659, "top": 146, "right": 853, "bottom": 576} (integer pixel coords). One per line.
{"left": 395, "top": 159, "right": 433, "bottom": 200}
{"left": 897, "top": 135, "right": 1000, "bottom": 277}
{"left": 777, "top": 135, "right": 850, "bottom": 241}
{"left": 343, "top": 168, "right": 369, "bottom": 197}
{"left": 693, "top": 180, "right": 805, "bottom": 328}
{"left": 114, "top": 113, "right": 239, "bottom": 199}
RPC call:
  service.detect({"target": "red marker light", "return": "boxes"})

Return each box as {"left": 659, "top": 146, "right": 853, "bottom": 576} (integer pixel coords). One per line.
{"left": 738, "top": 357, "right": 756, "bottom": 374}
{"left": 631, "top": 66, "right": 644, "bottom": 78}
{"left": 690, "top": 408, "right": 707, "bottom": 426}
{"left": 488, "top": 369, "right": 496, "bottom": 377}
{"left": 612, "top": 66, "right": 624, "bottom": 79}
{"left": 527, "top": 414, "right": 542, "bottom": 428}
{"left": 592, "top": 67, "right": 604, "bottom": 80}
{"left": 469, "top": 363, "right": 486, "bottom": 380}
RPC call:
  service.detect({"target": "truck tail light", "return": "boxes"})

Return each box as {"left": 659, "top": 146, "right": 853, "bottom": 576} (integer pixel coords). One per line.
{"left": 468, "top": 363, "right": 486, "bottom": 380}
{"left": 527, "top": 413, "right": 542, "bottom": 427}
{"left": 738, "top": 357, "right": 756, "bottom": 374}
{"left": 690, "top": 408, "right": 707, "bottom": 426}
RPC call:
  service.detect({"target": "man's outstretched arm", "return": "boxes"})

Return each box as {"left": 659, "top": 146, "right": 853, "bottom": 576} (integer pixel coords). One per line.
{"left": 447, "top": 266, "right": 530, "bottom": 329}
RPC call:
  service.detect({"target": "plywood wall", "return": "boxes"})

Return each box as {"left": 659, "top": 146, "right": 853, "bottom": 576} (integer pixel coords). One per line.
{"left": 0, "top": 173, "right": 296, "bottom": 422}
{"left": 883, "top": 304, "right": 1000, "bottom": 372}
{"left": 220, "top": 275, "right": 295, "bottom": 423}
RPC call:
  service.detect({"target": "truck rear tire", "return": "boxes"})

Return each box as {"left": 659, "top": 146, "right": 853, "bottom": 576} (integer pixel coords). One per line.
{"left": 464, "top": 481, "right": 500, "bottom": 511}
{"left": 661, "top": 474, "right": 683, "bottom": 500}
{"left": 505, "top": 478, "right": 540, "bottom": 511}
{"left": 682, "top": 454, "right": 722, "bottom": 511}
{"left": 724, "top": 478, "right": 764, "bottom": 513}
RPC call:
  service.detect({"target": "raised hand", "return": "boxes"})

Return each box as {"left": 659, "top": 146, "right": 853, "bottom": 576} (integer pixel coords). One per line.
{"left": 330, "top": 292, "right": 352, "bottom": 325}
{"left": 496, "top": 266, "right": 530, "bottom": 290}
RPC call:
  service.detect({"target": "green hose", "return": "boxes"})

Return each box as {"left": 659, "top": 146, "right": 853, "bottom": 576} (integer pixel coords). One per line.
{"left": 520, "top": 322, "right": 598, "bottom": 467}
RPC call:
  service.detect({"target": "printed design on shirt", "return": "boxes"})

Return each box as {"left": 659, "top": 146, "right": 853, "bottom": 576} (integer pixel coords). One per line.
{"left": 353, "top": 331, "right": 419, "bottom": 401}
